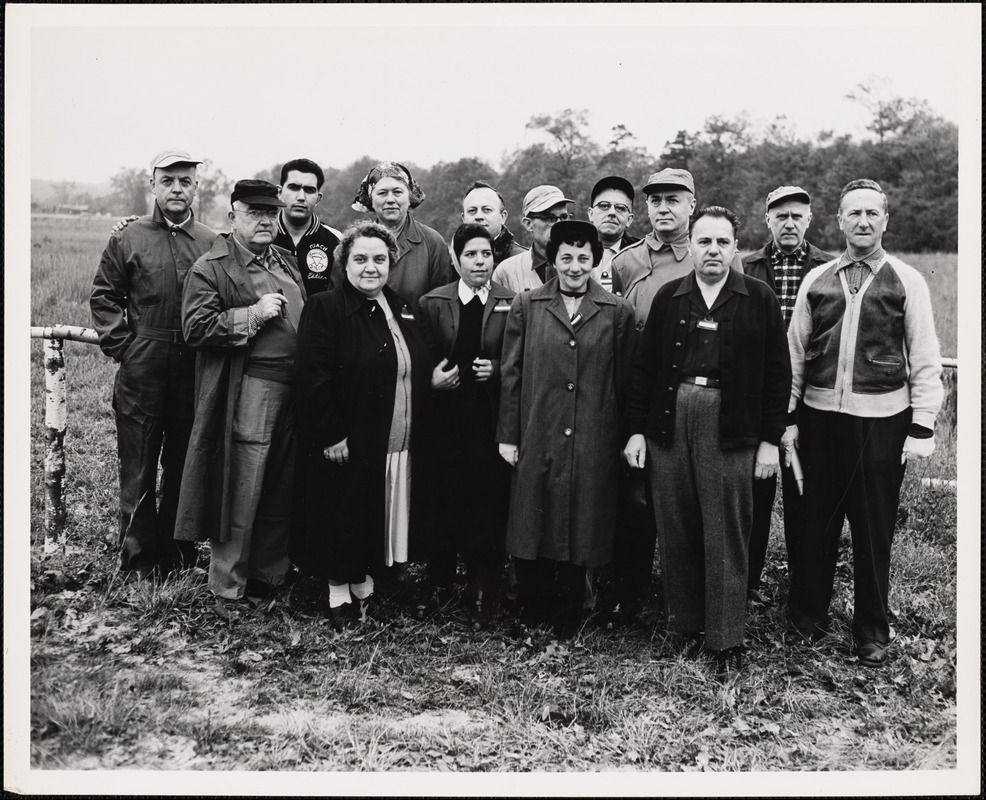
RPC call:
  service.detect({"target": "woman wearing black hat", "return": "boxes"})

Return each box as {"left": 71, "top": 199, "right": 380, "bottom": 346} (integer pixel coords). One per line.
{"left": 496, "top": 220, "right": 636, "bottom": 638}
{"left": 335, "top": 161, "right": 452, "bottom": 315}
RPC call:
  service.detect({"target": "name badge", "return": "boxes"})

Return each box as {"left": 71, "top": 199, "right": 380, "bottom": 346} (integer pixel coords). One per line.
{"left": 697, "top": 319, "right": 719, "bottom": 331}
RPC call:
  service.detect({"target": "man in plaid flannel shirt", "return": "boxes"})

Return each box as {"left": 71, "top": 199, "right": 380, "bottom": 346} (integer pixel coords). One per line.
{"left": 742, "top": 186, "right": 834, "bottom": 606}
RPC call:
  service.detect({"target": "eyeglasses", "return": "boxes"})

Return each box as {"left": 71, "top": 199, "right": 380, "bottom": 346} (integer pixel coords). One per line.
{"left": 592, "top": 201, "right": 632, "bottom": 215}
{"left": 529, "top": 213, "right": 572, "bottom": 223}
{"left": 236, "top": 208, "right": 280, "bottom": 221}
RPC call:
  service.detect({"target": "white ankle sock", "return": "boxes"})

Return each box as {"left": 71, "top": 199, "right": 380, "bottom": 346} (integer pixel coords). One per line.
{"left": 328, "top": 582, "right": 352, "bottom": 609}
{"left": 351, "top": 576, "right": 374, "bottom": 600}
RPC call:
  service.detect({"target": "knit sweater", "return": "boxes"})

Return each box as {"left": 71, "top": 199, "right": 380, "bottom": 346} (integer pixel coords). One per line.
{"left": 787, "top": 253, "right": 943, "bottom": 429}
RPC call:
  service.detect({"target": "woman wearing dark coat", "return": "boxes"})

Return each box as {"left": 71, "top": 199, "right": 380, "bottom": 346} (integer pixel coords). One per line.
{"left": 497, "top": 221, "right": 636, "bottom": 638}
{"left": 418, "top": 223, "right": 515, "bottom": 624}
{"left": 292, "top": 221, "right": 432, "bottom": 630}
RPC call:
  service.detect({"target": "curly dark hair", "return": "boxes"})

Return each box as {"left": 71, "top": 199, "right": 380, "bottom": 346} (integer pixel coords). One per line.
{"left": 333, "top": 220, "right": 399, "bottom": 271}
{"left": 452, "top": 223, "right": 495, "bottom": 260}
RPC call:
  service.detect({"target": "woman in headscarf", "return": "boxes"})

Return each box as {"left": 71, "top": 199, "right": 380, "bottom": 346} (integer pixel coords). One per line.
{"left": 497, "top": 220, "right": 636, "bottom": 638}
{"left": 332, "top": 161, "right": 452, "bottom": 315}
{"left": 292, "top": 220, "right": 433, "bottom": 631}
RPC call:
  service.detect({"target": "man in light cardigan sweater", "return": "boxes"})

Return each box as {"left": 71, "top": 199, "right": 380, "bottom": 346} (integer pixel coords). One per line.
{"left": 784, "top": 179, "right": 943, "bottom": 668}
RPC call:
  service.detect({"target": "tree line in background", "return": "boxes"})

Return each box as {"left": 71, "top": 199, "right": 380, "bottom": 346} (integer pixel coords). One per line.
{"left": 42, "top": 85, "right": 957, "bottom": 253}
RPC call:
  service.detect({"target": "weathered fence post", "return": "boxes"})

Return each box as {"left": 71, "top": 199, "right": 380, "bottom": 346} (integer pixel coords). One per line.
{"left": 43, "top": 336, "right": 68, "bottom": 553}
{"left": 32, "top": 325, "right": 101, "bottom": 555}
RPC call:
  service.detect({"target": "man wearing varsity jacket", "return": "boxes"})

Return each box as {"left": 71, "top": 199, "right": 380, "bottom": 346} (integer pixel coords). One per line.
{"left": 784, "top": 178, "right": 943, "bottom": 668}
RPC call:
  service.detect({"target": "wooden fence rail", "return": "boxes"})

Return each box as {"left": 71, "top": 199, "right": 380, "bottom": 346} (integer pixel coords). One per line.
{"left": 30, "top": 326, "right": 959, "bottom": 554}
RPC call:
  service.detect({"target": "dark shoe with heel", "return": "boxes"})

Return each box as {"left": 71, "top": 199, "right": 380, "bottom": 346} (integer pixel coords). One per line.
{"left": 856, "top": 639, "right": 888, "bottom": 667}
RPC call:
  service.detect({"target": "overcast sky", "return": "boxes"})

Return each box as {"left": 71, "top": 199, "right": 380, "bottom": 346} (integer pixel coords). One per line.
{"left": 14, "top": 3, "right": 980, "bottom": 185}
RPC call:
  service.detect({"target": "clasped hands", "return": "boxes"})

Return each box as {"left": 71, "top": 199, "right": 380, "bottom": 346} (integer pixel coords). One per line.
{"left": 431, "top": 357, "right": 493, "bottom": 390}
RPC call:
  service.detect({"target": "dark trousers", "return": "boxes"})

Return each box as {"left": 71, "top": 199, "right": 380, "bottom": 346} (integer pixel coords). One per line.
{"left": 610, "top": 466, "right": 658, "bottom": 608}
{"left": 427, "top": 391, "right": 508, "bottom": 599}
{"left": 514, "top": 557, "right": 587, "bottom": 633}
{"left": 787, "top": 406, "right": 910, "bottom": 644}
{"left": 749, "top": 464, "right": 803, "bottom": 591}
{"left": 648, "top": 383, "right": 755, "bottom": 651}
{"left": 114, "top": 357, "right": 197, "bottom": 573}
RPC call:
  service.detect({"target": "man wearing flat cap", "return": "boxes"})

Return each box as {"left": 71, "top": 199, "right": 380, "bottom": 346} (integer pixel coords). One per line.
{"left": 587, "top": 175, "right": 640, "bottom": 292}
{"left": 742, "top": 186, "right": 834, "bottom": 605}
{"left": 91, "top": 148, "right": 217, "bottom": 578}
{"left": 492, "top": 185, "right": 575, "bottom": 294}
{"left": 176, "top": 180, "right": 307, "bottom": 602}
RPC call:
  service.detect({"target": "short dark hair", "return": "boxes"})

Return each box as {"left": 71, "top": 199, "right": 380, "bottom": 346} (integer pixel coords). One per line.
{"left": 690, "top": 205, "right": 741, "bottom": 237}
{"left": 546, "top": 234, "right": 604, "bottom": 268}
{"left": 333, "top": 220, "right": 398, "bottom": 270}
{"left": 839, "top": 178, "right": 888, "bottom": 212}
{"left": 452, "top": 223, "right": 495, "bottom": 260}
{"left": 462, "top": 180, "right": 506, "bottom": 211}
{"left": 280, "top": 158, "right": 325, "bottom": 189}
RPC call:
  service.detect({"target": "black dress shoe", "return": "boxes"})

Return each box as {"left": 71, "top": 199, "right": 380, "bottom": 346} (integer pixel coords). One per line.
{"left": 857, "top": 639, "right": 888, "bottom": 667}
{"left": 715, "top": 647, "right": 743, "bottom": 681}
{"left": 325, "top": 602, "right": 355, "bottom": 633}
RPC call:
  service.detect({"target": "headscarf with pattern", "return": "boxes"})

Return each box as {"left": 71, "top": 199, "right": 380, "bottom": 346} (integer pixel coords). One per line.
{"left": 351, "top": 161, "right": 426, "bottom": 213}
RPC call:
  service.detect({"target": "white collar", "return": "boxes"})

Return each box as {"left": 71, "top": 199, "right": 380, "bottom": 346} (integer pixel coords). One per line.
{"left": 697, "top": 272, "right": 729, "bottom": 308}
{"left": 458, "top": 279, "right": 490, "bottom": 306}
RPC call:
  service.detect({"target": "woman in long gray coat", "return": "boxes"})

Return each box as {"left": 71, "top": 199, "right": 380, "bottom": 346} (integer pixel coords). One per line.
{"left": 497, "top": 220, "right": 636, "bottom": 637}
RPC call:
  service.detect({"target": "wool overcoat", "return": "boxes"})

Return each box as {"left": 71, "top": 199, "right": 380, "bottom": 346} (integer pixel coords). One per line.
{"left": 496, "top": 278, "right": 636, "bottom": 567}
{"left": 175, "top": 235, "right": 305, "bottom": 543}
{"left": 290, "top": 280, "right": 433, "bottom": 582}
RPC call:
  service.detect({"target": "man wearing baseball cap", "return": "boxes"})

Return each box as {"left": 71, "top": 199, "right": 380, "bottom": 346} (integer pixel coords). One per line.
{"left": 492, "top": 184, "right": 574, "bottom": 293}
{"left": 587, "top": 175, "right": 640, "bottom": 290}
{"left": 612, "top": 168, "right": 743, "bottom": 328}
{"left": 176, "top": 180, "right": 307, "bottom": 602}
{"left": 742, "top": 186, "right": 835, "bottom": 606}
{"left": 91, "top": 148, "right": 218, "bottom": 578}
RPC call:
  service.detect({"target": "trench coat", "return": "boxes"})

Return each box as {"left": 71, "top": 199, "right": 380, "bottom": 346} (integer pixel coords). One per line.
{"left": 290, "top": 280, "right": 433, "bottom": 582}
{"left": 496, "top": 278, "right": 636, "bottom": 567}
{"left": 175, "top": 234, "right": 306, "bottom": 543}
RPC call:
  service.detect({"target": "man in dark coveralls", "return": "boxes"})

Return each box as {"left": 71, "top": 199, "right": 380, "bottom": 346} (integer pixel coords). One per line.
{"left": 90, "top": 148, "right": 217, "bottom": 577}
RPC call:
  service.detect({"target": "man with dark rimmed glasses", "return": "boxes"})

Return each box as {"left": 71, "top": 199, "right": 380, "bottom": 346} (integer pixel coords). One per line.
{"left": 492, "top": 184, "right": 574, "bottom": 293}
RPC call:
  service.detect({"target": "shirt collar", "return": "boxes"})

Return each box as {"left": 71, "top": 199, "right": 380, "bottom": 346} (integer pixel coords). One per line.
{"left": 230, "top": 233, "right": 269, "bottom": 267}
{"left": 458, "top": 279, "right": 490, "bottom": 305}
{"left": 837, "top": 247, "right": 886, "bottom": 272}
{"left": 770, "top": 240, "right": 808, "bottom": 264}
{"left": 645, "top": 231, "right": 690, "bottom": 261}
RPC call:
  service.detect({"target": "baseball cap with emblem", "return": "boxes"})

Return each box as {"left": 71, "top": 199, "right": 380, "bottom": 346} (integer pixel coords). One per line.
{"left": 149, "top": 148, "right": 203, "bottom": 171}
{"left": 523, "top": 185, "right": 575, "bottom": 216}
{"left": 590, "top": 176, "right": 635, "bottom": 205}
{"left": 765, "top": 185, "right": 811, "bottom": 210}
{"left": 230, "top": 179, "right": 286, "bottom": 207}
{"left": 642, "top": 168, "right": 695, "bottom": 195}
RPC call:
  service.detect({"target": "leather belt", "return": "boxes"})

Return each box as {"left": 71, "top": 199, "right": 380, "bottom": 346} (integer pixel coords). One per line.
{"left": 681, "top": 375, "right": 721, "bottom": 388}
{"left": 134, "top": 325, "right": 185, "bottom": 345}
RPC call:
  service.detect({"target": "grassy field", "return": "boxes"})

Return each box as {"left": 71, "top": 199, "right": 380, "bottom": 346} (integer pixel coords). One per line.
{"left": 22, "top": 216, "right": 962, "bottom": 776}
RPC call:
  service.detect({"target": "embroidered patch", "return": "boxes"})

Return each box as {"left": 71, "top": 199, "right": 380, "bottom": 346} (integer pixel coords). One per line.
{"left": 307, "top": 248, "right": 329, "bottom": 273}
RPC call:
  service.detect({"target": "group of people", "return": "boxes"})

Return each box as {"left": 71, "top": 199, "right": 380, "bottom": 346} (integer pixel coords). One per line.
{"left": 89, "top": 149, "right": 944, "bottom": 681}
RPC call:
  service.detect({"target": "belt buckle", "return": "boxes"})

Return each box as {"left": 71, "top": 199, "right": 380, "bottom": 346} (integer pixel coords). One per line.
{"left": 695, "top": 376, "right": 709, "bottom": 387}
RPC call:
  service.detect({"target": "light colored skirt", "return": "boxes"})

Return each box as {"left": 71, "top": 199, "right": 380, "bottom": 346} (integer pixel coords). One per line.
{"left": 384, "top": 450, "right": 411, "bottom": 566}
